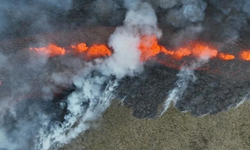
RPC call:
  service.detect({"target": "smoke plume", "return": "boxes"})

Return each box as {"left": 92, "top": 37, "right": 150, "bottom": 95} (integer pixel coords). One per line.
{"left": 1, "top": 0, "right": 250, "bottom": 150}
{"left": 0, "top": 0, "right": 162, "bottom": 149}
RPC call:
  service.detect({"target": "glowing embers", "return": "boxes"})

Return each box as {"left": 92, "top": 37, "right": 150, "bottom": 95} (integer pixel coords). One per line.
{"left": 30, "top": 44, "right": 66, "bottom": 57}
{"left": 240, "top": 50, "right": 250, "bottom": 61}
{"left": 71, "top": 43, "right": 111, "bottom": 60}
{"left": 218, "top": 53, "right": 235, "bottom": 60}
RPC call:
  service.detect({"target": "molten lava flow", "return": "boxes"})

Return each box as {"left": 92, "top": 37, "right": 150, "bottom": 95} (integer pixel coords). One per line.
{"left": 218, "top": 53, "right": 235, "bottom": 60}
{"left": 139, "top": 35, "right": 163, "bottom": 61}
{"left": 28, "top": 34, "right": 242, "bottom": 65}
{"left": 30, "top": 42, "right": 112, "bottom": 60}
{"left": 172, "top": 48, "right": 191, "bottom": 59}
{"left": 139, "top": 35, "right": 174, "bottom": 61}
{"left": 240, "top": 50, "right": 250, "bottom": 61}
{"left": 86, "top": 44, "right": 112, "bottom": 60}
{"left": 161, "top": 47, "right": 174, "bottom": 55}
{"left": 138, "top": 36, "right": 219, "bottom": 61}
{"left": 190, "top": 43, "right": 218, "bottom": 59}
{"left": 30, "top": 44, "right": 66, "bottom": 57}
{"left": 71, "top": 43, "right": 88, "bottom": 53}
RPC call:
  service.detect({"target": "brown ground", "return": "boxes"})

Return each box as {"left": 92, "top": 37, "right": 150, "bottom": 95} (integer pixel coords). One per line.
{"left": 60, "top": 101, "right": 250, "bottom": 150}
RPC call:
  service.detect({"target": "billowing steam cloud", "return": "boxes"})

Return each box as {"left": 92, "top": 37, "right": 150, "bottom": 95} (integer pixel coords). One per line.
{"left": 37, "top": 1, "right": 161, "bottom": 149}
{"left": 0, "top": 0, "right": 161, "bottom": 149}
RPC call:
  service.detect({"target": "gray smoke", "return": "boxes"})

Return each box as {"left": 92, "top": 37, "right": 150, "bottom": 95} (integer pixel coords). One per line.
{"left": 0, "top": 0, "right": 74, "bottom": 150}
{"left": 1, "top": 0, "right": 250, "bottom": 150}
{"left": 0, "top": 0, "right": 72, "bottom": 39}
{"left": 204, "top": 0, "right": 250, "bottom": 42}
{"left": 0, "top": 53, "right": 7, "bottom": 68}
{"left": 170, "top": 24, "right": 203, "bottom": 47}
{"left": 163, "top": 0, "right": 207, "bottom": 26}
{"left": 35, "top": 1, "right": 161, "bottom": 149}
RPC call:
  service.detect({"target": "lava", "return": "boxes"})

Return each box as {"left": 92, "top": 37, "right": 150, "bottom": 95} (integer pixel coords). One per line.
{"left": 30, "top": 44, "right": 66, "bottom": 57}
{"left": 29, "top": 35, "right": 243, "bottom": 66}
{"left": 138, "top": 36, "right": 219, "bottom": 61}
{"left": 139, "top": 35, "right": 171, "bottom": 61}
{"left": 240, "top": 50, "right": 250, "bottom": 61}
{"left": 171, "top": 47, "right": 191, "bottom": 59}
{"left": 218, "top": 53, "right": 235, "bottom": 60}
{"left": 71, "top": 43, "right": 112, "bottom": 60}
{"left": 86, "top": 44, "right": 112, "bottom": 60}
{"left": 138, "top": 35, "right": 192, "bottom": 60}
{"left": 71, "top": 43, "right": 88, "bottom": 53}
{"left": 190, "top": 43, "right": 218, "bottom": 59}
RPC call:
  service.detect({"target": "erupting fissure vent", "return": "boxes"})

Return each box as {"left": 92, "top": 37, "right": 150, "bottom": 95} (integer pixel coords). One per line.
{"left": 29, "top": 35, "right": 250, "bottom": 67}
{"left": 3, "top": 0, "right": 250, "bottom": 149}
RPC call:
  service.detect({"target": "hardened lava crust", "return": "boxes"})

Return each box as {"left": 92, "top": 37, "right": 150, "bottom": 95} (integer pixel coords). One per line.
{"left": 117, "top": 62, "right": 250, "bottom": 118}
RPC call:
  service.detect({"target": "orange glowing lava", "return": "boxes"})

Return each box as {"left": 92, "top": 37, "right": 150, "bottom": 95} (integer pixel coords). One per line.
{"left": 30, "top": 44, "right": 66, "bottom": 57}
{"left": 28, "top": 34, "right": 242, "bottom": 64}
{"left": 240, "top": 50, "right": 250, "bottom": 61}
{"left": 139, "top": 35, "right": 164, "bottom": 61}
{"left": 139, "top": 35, "right": 177, "bottom": 60}
{"left": 190, "top": 43, "right": 218, "bottom": 59}
{"left": 138, "top": 36, "right": 219, "bottom": 61}
{"left": 172, "top": 48, "right": 191, "bottom": 59}
{"left": 218, "top": 53, "right": 235, "bottom": 60}
{"left": 71, "top": 43, "right": 88, "bottom": 53}
{"left": 86, "top": 44, "right": 112, "bottom": 60}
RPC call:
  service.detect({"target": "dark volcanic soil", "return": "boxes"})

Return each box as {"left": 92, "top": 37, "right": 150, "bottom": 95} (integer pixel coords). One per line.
{"left": 117, "top": 62, "right": 250, "bottom": 118}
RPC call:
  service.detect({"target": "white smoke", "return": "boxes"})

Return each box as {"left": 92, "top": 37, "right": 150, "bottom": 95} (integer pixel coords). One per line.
{"left": 160, "top": 67, "right": 196, "bottom": 116}
{"left": 102, "top": 3, "right": 161, "bottom": 78}
{"left": 36, "top": 1, "right": 161, "bottom": 150}
{"left": 0, "top": 1, "right": 75, "bottom": 150}
{"left": 37, "top": 77, "right": 117, "bottom": 149}
{"left": 160, "top": 47, "right": 214, "bottom": 116}
{"left": 2, "top": 0, "right": 250, "bottom": 150}
{"left": 1, "top": 0, "right": 250, "bottom": 149}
